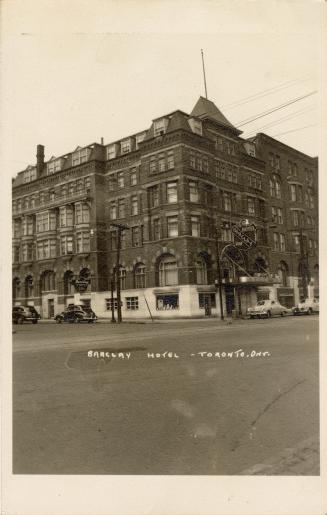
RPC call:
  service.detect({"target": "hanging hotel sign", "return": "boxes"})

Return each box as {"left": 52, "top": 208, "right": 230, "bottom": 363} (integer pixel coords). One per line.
{"left": 232, "top": 223, "right": 257, "bottom": 250}
{"left": 71, "top": 278, "right": 89, "bottom": 293}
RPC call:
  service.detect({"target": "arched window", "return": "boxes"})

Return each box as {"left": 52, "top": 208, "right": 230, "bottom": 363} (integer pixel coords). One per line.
{"left": 24, "top": 275, "right": 34, "bottom": 298}
{"left": 40, "top": 270, "right": 56, "bottom": 293}
{"left": 64, "top": 270, "right": 75, "bottom": 295}
{"left": 278, "top": 261, "right": 288, "bottom": 287}
{"left": 195, "top": 256, "right": 207, "bottom": 285}
{"left": 134, "top": 263, "right": 146, "bottom": 289}
{"left": 13, "top": 277, "right": 20, "bottom": 299}
{"left": 159, "top": 255, "right": 178, "bottom": 286}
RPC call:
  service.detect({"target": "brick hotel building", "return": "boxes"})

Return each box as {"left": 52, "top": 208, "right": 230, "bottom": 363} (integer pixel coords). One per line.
{"left": 12, "top": 97, "right": 319, "bottom": 319}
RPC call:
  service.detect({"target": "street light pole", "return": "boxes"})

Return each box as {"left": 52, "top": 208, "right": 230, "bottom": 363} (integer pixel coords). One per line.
{"left": 215, "top": 226, "right": 224, "bottom": 321}
{"left": 110, "top": 222, "right": 130, "bottom": 324}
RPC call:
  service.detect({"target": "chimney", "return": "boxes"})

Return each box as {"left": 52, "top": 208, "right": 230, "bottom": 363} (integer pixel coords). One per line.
{"left": 101, "top": 137, "right": 104, "bottom": 145}
{"left": 36, "top": 144, "right": 45, "bottom": 177}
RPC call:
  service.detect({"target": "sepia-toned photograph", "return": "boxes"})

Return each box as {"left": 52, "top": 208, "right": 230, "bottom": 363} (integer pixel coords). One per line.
{"left": 1, "top": 1, "right": 326, "bottom": 514}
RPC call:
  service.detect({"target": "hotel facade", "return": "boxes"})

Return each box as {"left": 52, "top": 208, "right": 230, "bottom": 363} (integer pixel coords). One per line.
{"left": 12, "top": 97, "right": 319, "bottom": 319}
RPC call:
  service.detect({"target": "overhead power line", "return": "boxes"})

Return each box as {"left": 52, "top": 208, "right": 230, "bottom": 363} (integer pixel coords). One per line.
{"left": 270, "top": 124, "right": 317, "bottom": 138}
{"left": 235, "top": 91, "right": 317, "bottom": 128}
{"left": 243, "top": 105, "right": 316, "bottom": 138}
{"left": 223, "top": 76, "right": 312, "bottom": 111}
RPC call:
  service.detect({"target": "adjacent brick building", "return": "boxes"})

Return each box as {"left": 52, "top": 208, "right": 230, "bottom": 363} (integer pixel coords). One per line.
{"left": 12, "top": 97, "right": 319, "bottom": 319}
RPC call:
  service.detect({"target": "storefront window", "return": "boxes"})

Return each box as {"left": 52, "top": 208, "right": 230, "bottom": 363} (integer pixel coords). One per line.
{"left": 156, "top": 294, "right": 179, "bottom": 310}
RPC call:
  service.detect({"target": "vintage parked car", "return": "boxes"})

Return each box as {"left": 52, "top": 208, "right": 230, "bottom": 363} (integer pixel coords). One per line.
{"left": 55, "top": 304, "right": 97, "bottom": 323}
{"left": 292, "top": 298, "right": 319, "bottom": 316}
{"left": 12, "top": 306, "right": 40, "bottom": 324}
{"left": 247, "top": 299, "right": 288, "bottom": 319}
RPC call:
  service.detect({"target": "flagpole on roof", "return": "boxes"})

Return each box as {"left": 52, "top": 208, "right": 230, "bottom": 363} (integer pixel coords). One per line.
{"left": 201, "top": 49, "right": 208, "bottom": 99}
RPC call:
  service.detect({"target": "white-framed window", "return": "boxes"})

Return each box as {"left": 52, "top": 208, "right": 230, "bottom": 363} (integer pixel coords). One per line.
{"left": 191, "top": 216, "right": 200, "bottom": 237}
{"left": 167, "top": 216, "right": 178, "bottom": 237}
{"left": 22, "top": 216, "right": 34, "bottom": 236}
{"left": 23, "top": 167, "right": 37, "bottom": 183}
{"left": 72, "top": 148, "right": 90, "bottom": 166}
{"left": 36, "top": 211, "right": 56, "bottom": 232}
{"left": 126, "top": 297, "right": 139, "bottom": 310}
{"left": 131, "top": 195, "right": 138, "bottom": 216}
{"left": 59, "top": 206, "right": 74, "bottom": 227}
{"left": 189, "top": 181, "right": 199, "bottom": 202}
{"left": 117, "top": 172, "right": 124, "bottom": 188}
{"left": 60, "top": 235, "right": 74, "bottom": 255}
{"left": 167, "top": 181, "right": 178, "bottom": 203}
{"left": 159, "top": 256, "right": 178, "bottom": 286}
{"left": 120, "top": 139, "right": 132, "bottom": 154}
{"left": 47, "top": 158, "right": 62, "bottom": 174}
{"left": 76, "top": 232, "right": 90, "bottom": 253}
{"left": 105, "top": 298, "right": 119, "bottom": 310}
{"left": 75, "top": 202, "right": 90, "bottom": 224}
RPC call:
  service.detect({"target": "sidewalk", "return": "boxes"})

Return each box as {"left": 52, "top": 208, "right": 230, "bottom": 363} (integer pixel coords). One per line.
{"left": 239, "top": 435, "right": 319, "bottom": 475}
{"left": 38, "top": 316, "right": 238, "bottom": 324}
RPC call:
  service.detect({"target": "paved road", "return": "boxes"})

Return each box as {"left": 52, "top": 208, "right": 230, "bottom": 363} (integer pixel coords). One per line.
{"left": 12, "top": 316, "right": 319, "bottom": 475}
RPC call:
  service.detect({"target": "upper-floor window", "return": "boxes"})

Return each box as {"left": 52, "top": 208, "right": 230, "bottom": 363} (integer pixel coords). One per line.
{"left": 270, "top": 176, "right": 281, "bottom": 199}
{"left": 22, "top": 242, "right": 34, "bottom": 262}
{"left": 188, "top": 118, "right": 203, "bottom": 135}
{"left": 135, "top": 132, "right": 146, "bottom": 150}
{"left": 121, "top": 139, "right": 132, "bottom": 154}
{"left": 23, "top": 167, "right": 37, "bottom": 183}
{"left": 75, "top": 202, "right": 90, "bottom": 224}
{"left": 222, "top": 192, "right": 232, "bottom": 212}
{"left": 148, "top": 185, "right": 159, "bottom": 208}
{"left": 132, "top": 226, "right": 143, "bottom": 247}
{"left": 273, "top": 232, "right": 279, "bottom": 251}
{"left": 167, "top": 182, "right": 178, "bottom": 203}
{"left": 36, "top": 211, "right": 56, "bottom": 232}
{"left": 37, "top": 239, "right": 56, "bottom": 259}
{"left": 118, "top": 198, "right": 125, "bottom": 218}
{"left": 59, "top": 206, "right": 74, "bottom": 227}
{"left": 60, "top": 235, "right": 74, "bottom": 255}
{"left": 305, "top": 168, "right": 313, "bottom": 184}
{"left": 13, "top": 219, "right": 21, "bottom": 238}
{"left": 167, "top": 216, "right": 178, "bottom": 237}
{"left": 152, "top": 218, "right": 160, "bottom": 240}
{"left": 109, "top": 202, "right": 117, "bottom": 220}
{"left": 22, "top": 216, "right": 34, "bottom": 236}
{"left": 190, "top": 152, "right": 196, "bottom": 168}
{"left": 131, "top": 195, "right": 138, "bottom": 215}
{"left": 47, "top": 158, "right": 62, "bottom": 175}
{"left": 290, "top": 184, "right": 297, "bottom": 202}
{"left": 280, "top": 233, "right": 286, "bottom": 252}
{"left": 158, "top": 154, "right": 166, "bottom": 172}
{"left": 191, "top": 216, "right": 200, "bottom": 237}
{"left": 189, "top": 181, "right": 199, "bottom": 203}
{"left": 130, "top": 169, "right": 137, "bottom": 185}
{"left": 288, "top": 161, "right": 298, "bottom": 177}
{"left": 154, "top": 118, "right": 168, "bottom": 137}
{"left": 76, "top": 232, "right": 90, "bottom": 253}
{"left": 249, "top": 174, "right": 262, "bottom": 190}
{"left": 247, "top": 198, "right": 255, "bottom": 215}
{"left": 72, "top": 147, "right": 90, "bottom": 166}
{"left": 107, "top": 144, "right": 117, "bottom": 160}
{"left": 269, "top": 153, "right": 280, "bottom": 170}
{"left": 117, "top": 172, "right": 124, "bottom": 188}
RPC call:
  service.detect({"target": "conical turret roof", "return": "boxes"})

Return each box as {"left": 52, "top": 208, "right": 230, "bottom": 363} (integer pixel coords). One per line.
{"left": 191, "top": 96, "right": 241, "bottom": 134}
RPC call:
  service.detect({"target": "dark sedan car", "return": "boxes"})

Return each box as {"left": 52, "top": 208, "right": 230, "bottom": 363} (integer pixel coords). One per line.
{"left": 12, "top": 306, "right": 40, "bottom": 324}
{"left": 55, "top": 305, "right": 97, "bottom": 323}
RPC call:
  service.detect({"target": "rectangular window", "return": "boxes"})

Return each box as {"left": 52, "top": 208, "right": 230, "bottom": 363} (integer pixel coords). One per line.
{"left": 135, "top": 132, "right": 146, "bottom": 149}
{"left": 294, "top": 235, "right": 300, "bottom": 251}
{"left": 75, "top": 203, "right": 90, "bottom": 224}
{"left": 247, "top": 198, "right": 255, "bottom": 215}
{"left": 190, "top": 152, "right": 196, "bottom": 168}
{"left": 271, "top": 206, "right": 277, "bottom": 223}
{"left": 223, "top": 192, "right": 231, "bottom": 212}
{"left": 22, "top": 243, "right": 33, "bottom": 262}
{"left": 47, "top": 159, "right": 62, "bottom": 174}
{"left": 72, "top": 148, "right": 90, "bottom": 166}
{"left": 273, "top": 233, "right": 279, "bottom": 251}
{"left": 107, "top": 144, "right": 117, "bottom": 160}
{"left": 117, "top": 172, "right": 124, "bottom": 188}
{"left": 196, "top": 155, "right": 203, "bottom": 171}
{"left": 121, "top": 139, "right": 131, "bottom": 154}
{"left": 290, "top": 185, "right": 297, "bottom": 202}
{"left": 60, "top": 235, "right": 74, "bottom": 255}
{"left": 13, "top": 246, "right": 20, "bottom": 263}
{"left": 105, "top": 298, "right": 119, "bottom": 310}
{"left": 68, "top": 182, "right": 76, "bottom": 196}
{"left": 110, "top": 231, "right": 117, "bottom": 250}
{"left": 76, "top": 232, "right": 90, "bottom": 253}
{"left": 118, "top": 198, "right": 125, "bottom": 218}
{"left": 153, "top": 218, "right": 160, "bottom": 240}
{"left": 156, "top": 294, "right": 179, "bottom": 310}
{"left": 222, "top": 225, "right": 232, "bottom": 242}
{"left": 131, "top": 195, "right": 138, "bottom": 215}
{"left": 189, "top": 181, "right": 199, "bottom": 202}
{"left": 198, "top": 293, "right": 216, "bottom": 309}
{"left": 297, "top": 185, "right": 303, "bottom": 202}
{"left": 167, "top": 151, "right": 174, "bottom": 170}
{"left": 203, "top": 157, "right": 208, "bottom": 173}
{"left": 126, "top": 297, "right": 139, "bottom": 310}
{"left": 216, "top": 137, "right": 223, "bottom": 152}
{"left": 158, "top": 154, "right": 165, "bottom": 172}
{"left": 110, "top": 202, "right": 117, "bottom": 220}
{"left": 167, "top": 216, "right": 178, "bottom": 237}
{"left": 120, "top": 230, "right": 126, "bottom": 249}
{"left": 191, "top": 215, "right": 200, "bottom": 237}
{"left": 149, "top": 185, "right": 159, "bottom": 208}
{"left": 167, "top": 182, "right": 178, "bottom": 203}
{"left": 269, "top": 179, "right": 275, "bottom": 197}
{"left": 277, "top": 208, "right": 283, "bottom": 224}
{"left": 154, "top": 119, "right": 167, "bottom": 136}
{"left": 130, "top": 170, "right": 137, "bottom": 185}
{"left": 293, "top": 211, "right": 299, "bottom": 226}
{"left": 279, "top": 233, "right": 286, "bottom": 252}
{"left": 132, "top": 226, "right": 141, "bottom": 247}
{"left": 59, "top": 206, "right": 74, "bottom": 227}
{"left": 149, "top": 157, "right": 157, "bottom": 173}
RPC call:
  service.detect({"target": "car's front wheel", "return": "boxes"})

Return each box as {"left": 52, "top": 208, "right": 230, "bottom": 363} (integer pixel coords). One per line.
{"left": 267, "top": 311, "right": 272, "bottom": 318}
{"left": 307, "top": 308, "right": 313, "bottom": 315}
{"left": 32, "top": 319, "right": 38, "bottom": 324}
{"left": 18, "top": 317, "right": 24, "bottom": 324}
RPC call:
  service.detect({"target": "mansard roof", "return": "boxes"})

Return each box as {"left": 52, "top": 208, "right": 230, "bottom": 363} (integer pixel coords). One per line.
{"left": 191, "top": 96, "right": 241, "bottom": 135}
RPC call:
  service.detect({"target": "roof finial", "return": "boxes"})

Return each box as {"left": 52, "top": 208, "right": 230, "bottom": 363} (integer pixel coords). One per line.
{"left": 201, "top": 49, "right": 208, "bottom": 99}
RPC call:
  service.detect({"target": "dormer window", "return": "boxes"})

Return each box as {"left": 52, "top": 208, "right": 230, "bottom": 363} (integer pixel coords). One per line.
{"left": 72, "top": 147, "right": 90, "bottom": 166}
{"left": 47, "top": 158, "right": 62, "bottom": 175}
{"left": 121, "top": 139, "right": 132, "bottom": 154}
{"left": 23, "top": 166, "right": 37, "bottom": 183}
{"left": 135, "top": 132, "right": 147, "bottom": 149}
{"left": 188, "top": 118, "right": 203, "bottom": 136}
{"left": 107, "top": 144, "right": 117, "bottom": 160}
{"left": 154, "top": 118, "right": 168, "bottom": 137}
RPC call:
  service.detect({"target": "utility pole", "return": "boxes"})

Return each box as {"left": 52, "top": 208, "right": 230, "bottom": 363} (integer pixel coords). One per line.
{"left": 110, "top": 222, "right": 130, "bottom": 323}
{"left": 299, "top": 227, "right": 309, "bottom": 300}
{"left": 215, "top": 226, "right": 224, "bottom": 321}
{"left": 110, "top": 275, "right": 116, "bottom": 323}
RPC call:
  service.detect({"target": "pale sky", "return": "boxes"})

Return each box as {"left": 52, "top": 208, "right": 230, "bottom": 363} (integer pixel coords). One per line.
{"left": 1, "top": 0, "right": 324, "bottom": 178}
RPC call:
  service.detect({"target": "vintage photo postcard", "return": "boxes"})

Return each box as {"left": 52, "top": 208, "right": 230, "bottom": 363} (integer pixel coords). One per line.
{"left": 1, "top": 1, "right": 327, "bottom": 514}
